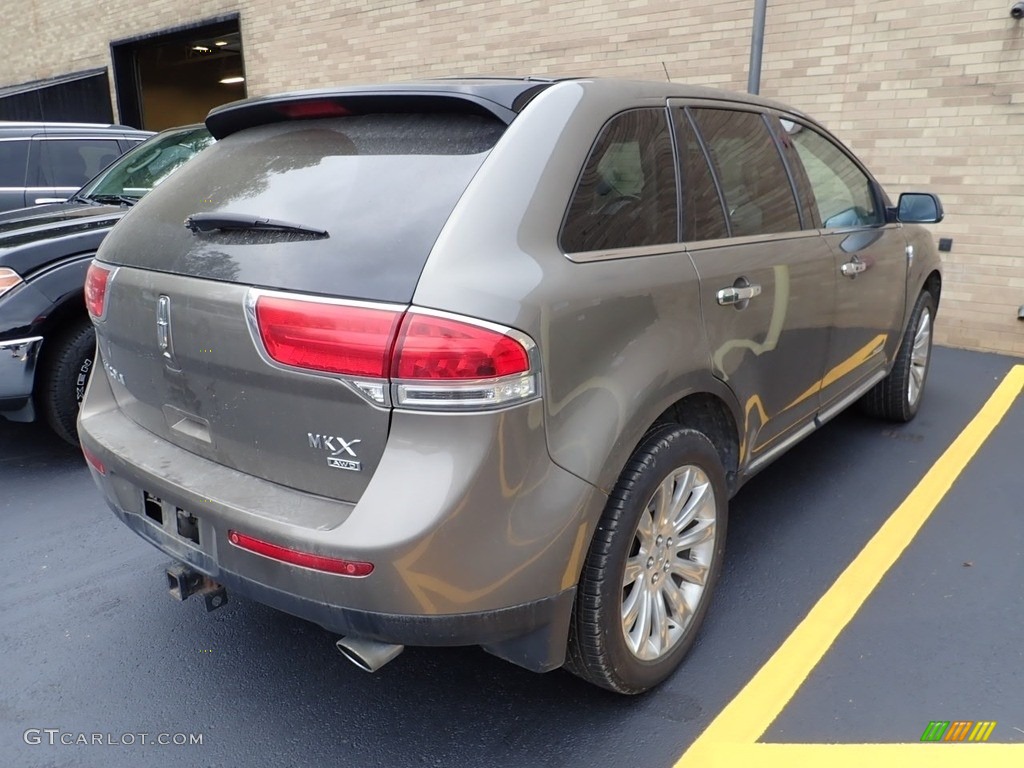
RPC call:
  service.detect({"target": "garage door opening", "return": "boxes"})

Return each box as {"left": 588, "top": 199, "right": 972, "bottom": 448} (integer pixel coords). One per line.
{"left": 111, "top": 15, "right": 245, "bottom": 130}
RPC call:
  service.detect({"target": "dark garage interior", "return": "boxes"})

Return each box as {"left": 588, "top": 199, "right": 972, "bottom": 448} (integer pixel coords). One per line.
{"left": 111, "top": 16, "right": 246, "bottom": 130}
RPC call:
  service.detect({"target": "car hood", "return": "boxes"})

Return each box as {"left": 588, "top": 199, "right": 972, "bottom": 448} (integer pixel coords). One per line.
{"left": 0, "top": 202, "right": 126, "bottom": 277}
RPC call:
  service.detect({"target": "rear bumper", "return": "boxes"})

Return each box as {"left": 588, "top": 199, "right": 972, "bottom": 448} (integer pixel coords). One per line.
{"left": 113, "top": 497, "right": 575, "bottom": 671}
{"left": 78, "top": 364, "right": 605, "bottom": 672}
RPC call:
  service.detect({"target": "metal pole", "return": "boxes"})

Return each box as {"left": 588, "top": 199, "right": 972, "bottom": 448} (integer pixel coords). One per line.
{"left": 748, "top": 0, "right": 768, "bottom": 94}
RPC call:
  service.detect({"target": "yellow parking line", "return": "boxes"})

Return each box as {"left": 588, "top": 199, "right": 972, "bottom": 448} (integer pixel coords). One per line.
{"left": 677, "top": 365, "right": 1024, "bottom": 767}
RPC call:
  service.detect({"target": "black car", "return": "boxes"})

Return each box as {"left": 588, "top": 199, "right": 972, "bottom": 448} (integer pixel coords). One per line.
{"left": 0, "top": 121, "right": 152, "bottom": 213}
{"left": 0, "top": 124, "right": 213, "bottom": 443}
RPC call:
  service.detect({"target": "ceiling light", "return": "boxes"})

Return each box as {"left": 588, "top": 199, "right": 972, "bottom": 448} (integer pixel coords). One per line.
{"left": 214, "top": 40, "right": 228, "bottom": 46}
{"left": 219, "top": 76, "right": 245, "bottom": 84}
{"left": 192, "top": 45, "right": 211, "bottom": 52}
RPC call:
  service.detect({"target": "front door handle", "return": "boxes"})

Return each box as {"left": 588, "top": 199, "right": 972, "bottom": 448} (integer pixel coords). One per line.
{"left": 716, "top": 284, "right": 762, "bottom": 306}
{"left": 840, "top": 259, "right": 867, "bottom": 277}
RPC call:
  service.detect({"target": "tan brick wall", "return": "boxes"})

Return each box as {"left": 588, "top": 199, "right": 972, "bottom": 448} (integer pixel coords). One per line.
{"left": 3, "top": 1, "right": 1022, "bottom": 356}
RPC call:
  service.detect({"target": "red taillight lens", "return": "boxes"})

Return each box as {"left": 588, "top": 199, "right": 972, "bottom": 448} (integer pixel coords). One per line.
{"left": 84, "top": 262, "right": 112, "bottom": 318}
{"left": 255, "top": 296, "right": 402, "bottom": 378}
{"left": 81, "top": 444, "right": 106, "bottom": 475}
{"left": 228, "top": 530, "right": 373, "bottom": 577}
{"left": 394, "top": 314, "right": 530, "bottom": 380}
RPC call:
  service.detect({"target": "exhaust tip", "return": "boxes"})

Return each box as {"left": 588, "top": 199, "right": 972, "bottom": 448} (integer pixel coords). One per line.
{"left": 335, "top": 636, "right": 404, "bottom": 673}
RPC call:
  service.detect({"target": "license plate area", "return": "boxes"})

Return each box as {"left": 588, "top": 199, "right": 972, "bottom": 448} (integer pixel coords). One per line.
{"left": 142, "top": 490, "right": 201, "bottom": 546}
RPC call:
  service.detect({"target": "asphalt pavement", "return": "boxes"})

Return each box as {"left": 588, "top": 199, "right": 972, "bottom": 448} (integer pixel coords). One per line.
{"left": 1, "top": 345, "right": 1019, "bottom": 768}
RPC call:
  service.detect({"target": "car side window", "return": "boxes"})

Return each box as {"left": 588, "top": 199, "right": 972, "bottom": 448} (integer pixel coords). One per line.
{"left": 673, "top": 110, "right": 729, "bottom": 242}
{"left": 561, "top": 108, "right": 677, "bottom": 253}
{"left": 780, "top": 120, "right": 881, "bottom": 228}
{"left": 0, "top": 140, "right": 29, "bottom": 186}
{"left": 37, "top": 139, "right": 122, "bottom": 188}
{"left": 689, "top": 108, "right": 801, "bottom": 237}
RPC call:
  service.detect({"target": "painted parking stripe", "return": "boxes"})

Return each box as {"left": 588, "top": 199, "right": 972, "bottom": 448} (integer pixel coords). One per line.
{"left": 676, "top": 365, "right": 1024, "bottom": 767}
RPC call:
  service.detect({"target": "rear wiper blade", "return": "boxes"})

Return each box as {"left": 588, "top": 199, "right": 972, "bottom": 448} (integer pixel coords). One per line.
{"left": 89, "top": 193, "right": 139, "bottom": 207}
{"left": 184, "top": 212, "right": 328, "bottom": 237}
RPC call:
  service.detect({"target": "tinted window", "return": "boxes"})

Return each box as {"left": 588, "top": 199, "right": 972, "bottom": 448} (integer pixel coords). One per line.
{"left": 0, "top": 140, "right": 29, "bottom": 186}
{"left": 690, "top": 109, "right": 801, "bottom": 237}
{"left": 561, "top": 109, "right": 677, "bottom": 253}
{"left": 674, "top": 111, "right": 729, "bottom": 241}
{"left": 96, "top": 113, "right": 506, "bottom": 303}
{"left": 37, "top": 139, "right": 122, "bottom": 188}
{"left": 781, "top": 120, "right": 880, "bottom": 228}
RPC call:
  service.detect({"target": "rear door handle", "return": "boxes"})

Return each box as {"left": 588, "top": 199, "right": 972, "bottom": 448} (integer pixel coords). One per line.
{"left": 716, "top": 284, "right": 762, "bottom": 306}
{"left": 840, "top": 259, "right": 867, "bottom": 277}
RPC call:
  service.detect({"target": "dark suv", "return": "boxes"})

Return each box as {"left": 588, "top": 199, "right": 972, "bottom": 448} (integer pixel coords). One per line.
{"left": 79, "top": 79, "right": 943, "bottom": 693}
{"left": 0, "top": 121, "right": 152, "bottom": 213}
{"left": 0, "top": 125, "right": 213, "bottom": 443}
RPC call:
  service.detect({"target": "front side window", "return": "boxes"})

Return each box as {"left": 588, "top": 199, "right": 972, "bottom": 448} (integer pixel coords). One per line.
{"left": 689, "top": 109, "right": 801, "bottom": 237}
{"left": 781, "top": 120, "right": 880, "bottom": 228}
{"left": 561, "top": 109, "right": 677, "bottom": 253}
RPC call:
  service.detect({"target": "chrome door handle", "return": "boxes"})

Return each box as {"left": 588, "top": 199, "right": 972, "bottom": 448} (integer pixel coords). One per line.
{"left": 841, "top": 259, "right": 867, "bottom": 277}
{"left": 716, "top": 284, "right": 762, "bottom": 306}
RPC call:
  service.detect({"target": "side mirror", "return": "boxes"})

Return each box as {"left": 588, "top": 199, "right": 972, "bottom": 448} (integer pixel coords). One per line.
{"left": 896, "top": 192, "right": 943, "bottom": 224}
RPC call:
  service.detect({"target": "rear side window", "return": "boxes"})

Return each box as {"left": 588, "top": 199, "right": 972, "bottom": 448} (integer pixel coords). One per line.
{"left": 561, "top": 109, "right": 677, "bottom": 253}
{"left": 0, "top": 140, "right": 29, "bottom": 186}
{"left": 780, "top": 120, "right": 881, "bottom": 228}
{"left": 690, "top": 109, "right": 801, "bottom": 237}
{"left": 36, "top": 139, "right": 123, "bottom": 188}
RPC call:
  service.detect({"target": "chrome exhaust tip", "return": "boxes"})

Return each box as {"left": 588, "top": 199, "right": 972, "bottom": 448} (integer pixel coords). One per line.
{"left": 335, "top": 636, "right": 404, "bottom": 672}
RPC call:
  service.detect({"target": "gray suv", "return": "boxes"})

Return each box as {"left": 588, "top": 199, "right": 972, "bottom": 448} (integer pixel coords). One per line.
{"left": 78, "top": 78, "right": 943, "bottom": 693}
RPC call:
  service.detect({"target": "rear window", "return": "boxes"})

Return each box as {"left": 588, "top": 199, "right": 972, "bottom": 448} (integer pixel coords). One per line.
{"left": 0, "top": 139, "right": 29, "bottom": 186}
{"left": 98, "top": 113, "right": 505, "bottom": 303}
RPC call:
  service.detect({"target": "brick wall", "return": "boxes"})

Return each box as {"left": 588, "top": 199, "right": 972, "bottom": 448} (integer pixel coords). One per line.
{"left": 3, "top": 0, "right": 1022, "bottom": 355}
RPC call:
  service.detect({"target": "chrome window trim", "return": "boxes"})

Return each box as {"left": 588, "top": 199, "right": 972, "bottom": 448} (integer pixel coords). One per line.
{"left": 564, "top": 242, "right": 686, "bottom": 264}
{"left": 684, "top": 229, "right": 821, "bottom": 253}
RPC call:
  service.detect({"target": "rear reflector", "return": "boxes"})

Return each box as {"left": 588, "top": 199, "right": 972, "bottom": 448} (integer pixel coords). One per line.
{"left": 228, "top": 530, "right": 373, "bottom": 577}
{"left": 255, "top": 296, "right": 402, "bottom": 378}
{"left": 394, "top": 314, "right": 530, "bottom": 379}
{"left": 84, "top": 261, "right": 113, "bottom": 318}
{"left": 81, "top": 445, "right": 106, "bottom": 475}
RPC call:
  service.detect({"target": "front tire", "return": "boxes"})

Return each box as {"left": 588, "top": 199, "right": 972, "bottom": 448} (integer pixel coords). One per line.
{"left": 565, "top": 425, "right": 728, "bottom": 694}
{"left": 38, "top": 319, "right": 95, "bottom": 446}
{"left": 860, "top": 290, "right": 935, "bottom": 423}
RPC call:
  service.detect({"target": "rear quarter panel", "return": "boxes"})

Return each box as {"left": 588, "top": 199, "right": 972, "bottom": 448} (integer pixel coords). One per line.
{"left": 413, "top": 81, "right": 739, "bottom": 493}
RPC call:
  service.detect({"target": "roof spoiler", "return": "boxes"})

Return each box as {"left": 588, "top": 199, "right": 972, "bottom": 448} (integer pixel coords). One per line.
{"left": 205, "top": 89, "right": 524, "bottom": 139}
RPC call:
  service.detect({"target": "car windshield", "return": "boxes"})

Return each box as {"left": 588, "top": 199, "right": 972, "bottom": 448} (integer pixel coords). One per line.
{"left": 78, "top": 126, "right": 214, "bottom": 203}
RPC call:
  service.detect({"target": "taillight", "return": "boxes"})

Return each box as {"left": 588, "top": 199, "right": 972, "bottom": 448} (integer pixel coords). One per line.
{"left": 249, "top": 291, "right": 538, "bottom": 410}
{"left": 85, "top": 262, "right": 113, "bottom": 318}
{"left": 254, "top": 296, "right": 402, "bottom": 378}
{"left": 394, "top": 314, "right": 530, "bottom": 379}
{"left": 391, "top": 312, "right": 536, "bottom": 409}
{"left": 228, "top": 530, "right": 373, "bottom": 577}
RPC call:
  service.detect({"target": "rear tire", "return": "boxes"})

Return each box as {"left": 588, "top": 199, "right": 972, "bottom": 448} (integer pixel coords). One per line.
{"left": 860, "top": 290, "right": 935, "bottom": 423}
{"left": 565, "top": 425, "right": 728, "bottom": 694}
{"left": 38, "top": 319, "right": 95, "bottom": 446}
